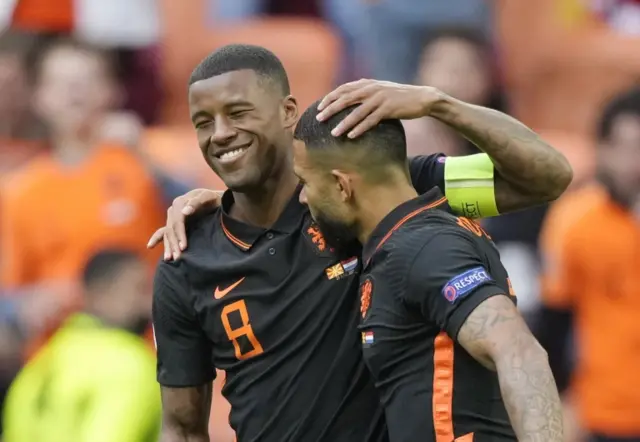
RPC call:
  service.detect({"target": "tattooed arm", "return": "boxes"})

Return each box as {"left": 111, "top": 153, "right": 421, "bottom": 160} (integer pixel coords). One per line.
{"left": 406, "top": 229, "right": 564, "bottom": 442}
{"left": 428, "top": 95, "right": 573, "bottom": 213}
{"left": 314, "top": 80, "right": 573, "bottom": 214}
{"left": 457, "top": 295, "right": 564, "bottom": 442}
{"left": 160, "top": 385, "right": 212, "bottom": 442}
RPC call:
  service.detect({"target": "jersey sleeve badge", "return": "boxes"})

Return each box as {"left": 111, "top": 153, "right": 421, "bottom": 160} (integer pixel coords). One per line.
{"left": 442, "top": 266, "right": 492, "bottom": 303}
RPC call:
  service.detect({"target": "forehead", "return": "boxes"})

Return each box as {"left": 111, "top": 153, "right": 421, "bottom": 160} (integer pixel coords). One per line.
{"left": 188, "top": 69, "right": 267, "bottom": 110}
{"left": 41, "top": 47, "right": 105, "bottom": 75}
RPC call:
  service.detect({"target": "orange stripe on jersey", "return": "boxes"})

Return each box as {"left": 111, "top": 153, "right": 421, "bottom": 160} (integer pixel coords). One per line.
{"left": 433, "top": 332, "right": 474, "bottom": 442}
{"left": 221, "top": 217, "right": 251, "bottom": 250}
{"left": 433, "top": 332, "right": 455, "bottom": 442}
{"left": 374, "top": 197, "right": 447, "bottom": 256}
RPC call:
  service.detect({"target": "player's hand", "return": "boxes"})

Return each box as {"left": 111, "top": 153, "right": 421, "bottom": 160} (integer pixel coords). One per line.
{"left": 147, "top": 189, "right": 223, "bottom": 260}
{"left": 316, "top": 79, "right": 444, "bottom": 138}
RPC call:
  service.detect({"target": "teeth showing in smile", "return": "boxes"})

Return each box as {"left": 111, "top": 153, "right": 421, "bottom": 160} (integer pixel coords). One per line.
{"left": 219, "top": 148, "right": 247, "bottom": 161}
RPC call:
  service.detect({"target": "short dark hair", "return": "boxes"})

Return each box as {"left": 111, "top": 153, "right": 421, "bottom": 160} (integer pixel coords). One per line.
{"left": 82, "top": 249, "right": 140, "bottom": 292}
{"left": 29, "top": 37, "right": 120, "bottom": 85}
{"left": 294, "top": 100, "right": 407, "bottom": 172}
{"left": 189, "top": 44, "right": 290, "bottom": 95}
{"left": 598, "top": 87, "right": 640, "bottom": 140}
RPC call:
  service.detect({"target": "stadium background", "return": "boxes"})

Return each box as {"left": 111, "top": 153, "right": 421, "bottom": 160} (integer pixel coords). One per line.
{"left": 0, "top": 0, "right": 638, "bottom": 440}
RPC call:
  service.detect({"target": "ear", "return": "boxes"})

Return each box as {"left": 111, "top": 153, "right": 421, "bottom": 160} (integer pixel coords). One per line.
{"left": 331, "top": 169, "right": 354, "bottom": 203}
{"left": 282, "top": 95, "right": 299, "bottom": 129}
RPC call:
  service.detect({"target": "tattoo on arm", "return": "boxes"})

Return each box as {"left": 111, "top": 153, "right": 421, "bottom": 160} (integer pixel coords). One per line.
{"left": 160, "top": 385, "right": 212, "bottom": 442}
{"left": 457, "top": 295, "right": 564, "bottom": 442}
{"left": 431, "top": 96, "right": 573, "bottom": 213}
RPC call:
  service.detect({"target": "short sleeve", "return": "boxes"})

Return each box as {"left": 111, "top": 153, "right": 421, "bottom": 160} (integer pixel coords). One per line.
{"left": 408, "top": 154, "right": 446, "bottom": 194}
{"left": 406, "top": 230, "right": 508, "bottom": 340}
{"left": 152, "top": 262, "right": 215, "bottom": 387}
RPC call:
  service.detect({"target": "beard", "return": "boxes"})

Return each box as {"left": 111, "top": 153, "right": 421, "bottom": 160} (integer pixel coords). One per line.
{"left": 314, "top": 210, "right": 362, "bottom": 257}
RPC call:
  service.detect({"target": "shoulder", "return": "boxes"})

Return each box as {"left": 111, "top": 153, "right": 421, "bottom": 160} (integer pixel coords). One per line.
{"left": 94, "top": 144, "right": 157, "bottom": 184}
{"left": 95, "top": 333, "right": 156, "bottom": 378}
{"left": 383, "top": 213, "right": 469, "bottom": 272}
{"left": 183, "top": 209, "right": 223, "bottom": 254}
{"left": 1, "top": 154, "right": 58, "bottom": 200}
{"left": 540, "top": 184, "right": 606, "bottom": 253}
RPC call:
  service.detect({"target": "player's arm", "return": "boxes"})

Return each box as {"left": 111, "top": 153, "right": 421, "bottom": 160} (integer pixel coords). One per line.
{"left": 406, "top": 229, "right": 563, "bottom": 442}
{"left": 315, "top": 80, "right": 573, "bottom": 216}
{"left": 153, "top": 262, "right": 215, "bottom": 442}
{"left": 456, "top": 296, "right": 563, "bottom": 442}
{"left": 160, "top": 385, "right": 212, "bottom": 442}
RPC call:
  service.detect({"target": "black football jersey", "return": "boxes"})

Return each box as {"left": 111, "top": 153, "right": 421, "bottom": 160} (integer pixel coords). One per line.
{"left": 360, "top": 188, "right": 518, "bottom": 442}
{"left": 153, "top": 155, "right": 447, "bottom": 442}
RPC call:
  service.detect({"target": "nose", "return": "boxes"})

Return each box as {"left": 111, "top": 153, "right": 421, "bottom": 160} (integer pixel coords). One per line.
{"left": 299, "top": 187, "right": 308, "bottom": 205}
{"left": 211, "top": 117, "right": 237, "bottom": 145}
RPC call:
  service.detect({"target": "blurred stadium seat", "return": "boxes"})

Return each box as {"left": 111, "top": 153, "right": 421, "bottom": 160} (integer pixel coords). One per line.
{"left": 159, "top": 0, "right": 341, "bottom": 124}
{"left": 494, "top": 0, "right": 640, "bottom": 137}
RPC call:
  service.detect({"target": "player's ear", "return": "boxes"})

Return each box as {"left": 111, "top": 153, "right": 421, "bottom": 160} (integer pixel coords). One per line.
{"left": 331, "top": 169, "right": 353, "bottom": 203}
{"left": 282, "top": 95, "right": 298, "bottom": 129}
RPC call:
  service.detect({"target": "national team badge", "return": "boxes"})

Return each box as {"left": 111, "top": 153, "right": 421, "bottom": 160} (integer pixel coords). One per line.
{"left": 304, "top": 221, "right": 336, "bottom": 256}
{"left": 325, "top": 256, "right": 359, "bottom": 280}
{"left": 361, "top": 330, "right": 375, "bottom": 345}
{"left": 360, "top": 277, "right": 373, "bottom": 317}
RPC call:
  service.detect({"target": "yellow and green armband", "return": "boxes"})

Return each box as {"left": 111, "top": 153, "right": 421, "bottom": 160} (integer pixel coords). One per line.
{"left": 444, "top": 153, "right": 499, "bottom": 219}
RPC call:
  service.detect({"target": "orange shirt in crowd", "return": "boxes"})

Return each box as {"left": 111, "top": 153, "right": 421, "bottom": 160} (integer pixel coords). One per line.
{"left": 11, "top": 0, "right": 73, "bottom": 32}
{"left": 540, "top": 184, "right": 640, "bottom": 435}
{"left": 0, "top": 143, "right": 164, "bottom": 291}
{"left": 0, "top": 138, "right": 45, "bottom": 179}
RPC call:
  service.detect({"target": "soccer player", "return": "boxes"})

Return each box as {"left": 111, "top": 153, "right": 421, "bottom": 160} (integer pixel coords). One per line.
{"left": 150, "top": 44, "right": 572, "bottom": 442}
{"left": 3, "top": 250, "right": 161, "bottom": 442}
{"left": 291, "top": 102, "right": 563, "bottom": 441}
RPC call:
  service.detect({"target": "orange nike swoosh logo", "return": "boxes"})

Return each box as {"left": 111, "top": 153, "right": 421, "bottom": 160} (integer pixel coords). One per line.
{"left": 214, "top": 277, "right": 245, "bottom": 299}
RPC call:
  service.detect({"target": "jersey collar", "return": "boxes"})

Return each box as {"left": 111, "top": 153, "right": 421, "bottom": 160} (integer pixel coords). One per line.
{"left": 220, "top": 184, "right": 306, "bottom": 251}
{"left": 362, "top": 187, "right": 449, "bottom": 266}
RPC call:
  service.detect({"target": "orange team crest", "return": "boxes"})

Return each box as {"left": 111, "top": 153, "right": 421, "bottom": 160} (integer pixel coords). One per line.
{"left": 360, "top": 278, "right": 373, "bottom": 318}
{"left": 307, "top": 224, "right": 326, "bottom": 251}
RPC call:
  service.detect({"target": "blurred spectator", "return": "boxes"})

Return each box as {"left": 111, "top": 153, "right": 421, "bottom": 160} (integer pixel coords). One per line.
{"left": 2, "top": 249, "right": 161, "bottom": 442}
{"left": 402, "top": 27, "right": 504, "bottom": 157}
{"left": 495, "top": 0, "right": 640, "bottom": 137}
{"left": 2, "top": 0, "right": 163, "bottom": 124}
{"left": 0, "top": 38, "right": 164, "bottom": 342}
{"left": 362, "top": 0, "right": 490, "bottom": 84}
{"left": 0, "top": 30, "right": 46, "bottom": 177}
{"left": 536, "top": 87, "right": 640, "bottom": 442}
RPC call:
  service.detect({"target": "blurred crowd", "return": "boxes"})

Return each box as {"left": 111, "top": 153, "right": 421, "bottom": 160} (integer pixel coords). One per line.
{"left": 0, "top": 0, "right": 639, "bottom": 441}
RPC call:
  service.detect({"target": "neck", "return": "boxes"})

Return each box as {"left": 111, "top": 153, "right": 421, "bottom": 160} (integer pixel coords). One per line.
{"left": 51, "top": 130, "right": 97, "bottom": 165}
{"left": 356, "top": 180, "right": 418, "bottom": 244}
{"left": 230, "top": 164, "right": 300, "bottom": 229}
